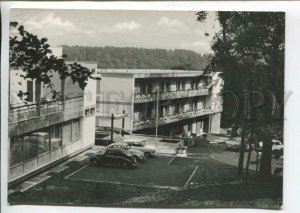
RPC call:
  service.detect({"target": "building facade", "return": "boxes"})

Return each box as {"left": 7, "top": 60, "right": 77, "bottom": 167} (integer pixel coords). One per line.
{"left": 8, "top": 47, "right": 97, "bottom": 184}
{"left": 96, "top": 69, "right": 223, "bottom": 136}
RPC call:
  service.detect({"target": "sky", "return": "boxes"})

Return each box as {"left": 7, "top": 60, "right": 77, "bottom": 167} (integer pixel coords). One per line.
{"left": 11, "top": 9, "right": 220, "bottom": 54}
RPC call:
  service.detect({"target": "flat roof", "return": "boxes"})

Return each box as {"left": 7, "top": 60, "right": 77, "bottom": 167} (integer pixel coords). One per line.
{"left": 97, "top": 69, "right": 204, "bottom": 78}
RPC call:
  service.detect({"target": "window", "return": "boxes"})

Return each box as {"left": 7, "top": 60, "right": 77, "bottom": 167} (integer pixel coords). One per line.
{"left": 166, "top": 82, "right": 171, "bottom": 92}
{"left": 141, "top": 84, "right": 146, "bottom": 94}
{"left": 159, "top": 82, "right": 164, "bottom": 93}
{"left": 176, "top": 81, "right": 181, "bottom": 91}
{"left": 62, "top": 121, "right": 72, "bottom": 145}
{"left": 23, "top": 134, "right": 39, "bottom": 161}
{"left": 96, "top": 97, "right": 100, "bottom": 112}
{"left": 191, "top": 81, "right": 195, "bottom": 90}
{"left": 50, "top": 124, "right": 62, "bottom": 151}
{"left": 85, "top": 109, "right": 89, "bottom": 116}
{"left": 175, "top": 104, "right": 179, "bottom": 114}
{"left": 35, "top": 128, "right": 50, "bottom": 155}
{"left": 72, "top": 120, "right": 80, "bottom": 142}
{"left": 164, "top": 105, "right": 170, "bottom": 115}
{"left": 90, "top": 108, "right": 95, "bottom": 115}
{"left": 27, "top": 80, "right": 34, "bottom": 102}
{"left": 147, "top": 83, "right": 153, "bottom": 94}
{"left": 105, "top": 150, "right": 114, "bottom": 155}
{"left": 181, "top": 81, "right": 186, "bottom": 90}
{"left": 96, "top": 80, "right": 101, "bottom": 94}
{"left": 10, "top": 136, "right": 23, "bottom": 166}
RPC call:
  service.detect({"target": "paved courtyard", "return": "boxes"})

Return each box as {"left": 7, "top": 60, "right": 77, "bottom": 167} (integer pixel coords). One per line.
{"left": 66, "top": 156, "right": 198, "bottom": 190}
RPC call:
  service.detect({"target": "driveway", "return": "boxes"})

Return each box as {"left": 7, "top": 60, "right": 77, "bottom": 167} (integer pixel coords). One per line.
{"left": 211, "top": 150, "right": 283, "bottom": 175}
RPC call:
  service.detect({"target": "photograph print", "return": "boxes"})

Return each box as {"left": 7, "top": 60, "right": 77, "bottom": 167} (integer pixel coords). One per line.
{"left": 7, "top": 8, "right": 284, "bottom": 209}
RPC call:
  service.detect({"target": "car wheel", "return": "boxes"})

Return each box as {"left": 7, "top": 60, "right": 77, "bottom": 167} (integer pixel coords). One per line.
{"left": 90, "top": 159, "right": 98, "bottom": 167}
{"left": 133, "top": 156, "right": 139, "bottom": 162}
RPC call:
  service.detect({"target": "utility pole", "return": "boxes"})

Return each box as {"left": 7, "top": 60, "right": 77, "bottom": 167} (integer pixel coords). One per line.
{"left": 111, "top": 113, "right": 114, "bottom": 143}
{"left": 155, "top": 90, "right": 160, "bottom": 148}
{"left": 122, "top": 110, "right": 125, "bottom": 136}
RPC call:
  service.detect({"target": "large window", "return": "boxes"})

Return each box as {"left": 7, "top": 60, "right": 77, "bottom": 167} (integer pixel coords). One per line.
{"left": 10, "top": 136, "right": 23, "bottom": 166}
{"left": 50, "top": 124, "right": 62, "bottom": 151}
{"left": 62, "top": 119, "right": 80, "bottom": 146}
{"left": 72, "top": 120, "right": 80, "bottom": 142}
{"left": 96, "top": 80, "right": 101, "bottom": 94}
{"left": 9, "top": 120, "right": 80, "bottom": 167}
{"left": 23, "top": 129, "right": 50, "bottom": 161}
{"left": 62, "top": 121, "right": 72, "bottom": 146}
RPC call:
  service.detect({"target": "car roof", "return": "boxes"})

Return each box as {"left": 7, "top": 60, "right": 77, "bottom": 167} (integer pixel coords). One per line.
{"left": 124, "top": 138, "right": 145, "bottom": 143}
{"left": 108, "top": 143, "right": 127, "bottom": 147}
{"left": 105, "top": 147, "right": 129, "bottom": 153}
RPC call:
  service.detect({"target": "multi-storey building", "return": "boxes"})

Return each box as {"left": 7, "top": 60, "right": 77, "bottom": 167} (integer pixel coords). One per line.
{"left": 8, "top": 47, "right": 97, "bottom": 185}
{"left": 96, "top": 69, "right": 223, "bottom": 136}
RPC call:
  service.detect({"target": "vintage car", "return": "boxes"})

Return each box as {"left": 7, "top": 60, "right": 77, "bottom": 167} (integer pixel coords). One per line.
{"left": 123, "top": 138, "right": 156, "bottom": 158}
{"left": 106, "top": 142, "right": 145, "bottom": 162}
{"left": 89, "top": 148, "right": 138, "bottom": 168}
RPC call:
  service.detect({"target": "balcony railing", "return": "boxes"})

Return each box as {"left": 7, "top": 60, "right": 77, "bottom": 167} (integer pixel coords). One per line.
{"left": 9, "top": 96, "right": 84, "bottom": 123}
{"left": 133, "top": 108, "right": 212, "bottom": 129}
{"left": 134, "top": 88, "right": 209, "bottom": 103}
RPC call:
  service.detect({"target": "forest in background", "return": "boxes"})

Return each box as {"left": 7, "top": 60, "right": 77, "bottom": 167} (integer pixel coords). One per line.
{"left": 62, "top": 45, "right": 210, "bottom": 70}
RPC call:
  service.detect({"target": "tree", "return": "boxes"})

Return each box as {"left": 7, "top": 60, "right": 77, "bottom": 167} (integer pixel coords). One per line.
{"left": 9, "top": 22, "right": 98, "bottom": 101}
{"left": 196, "top": 12, "right": 284, "bottom": 178}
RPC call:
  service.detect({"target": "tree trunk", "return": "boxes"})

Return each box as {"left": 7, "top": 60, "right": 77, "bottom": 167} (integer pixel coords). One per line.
{"left": 259, "top": 136, "right": 272, "bottom": 178}
{"left": 237, "top": 126, "right": 246, "bottom": 177}
{"left": 245, "top": 128, "right": 254, "bottom": 183}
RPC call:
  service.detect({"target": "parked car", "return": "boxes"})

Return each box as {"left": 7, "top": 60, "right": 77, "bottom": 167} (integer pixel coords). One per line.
{"left": 95, "top": 131, "right": 113, "bottom": 146}
{"left": 225, "top": 137, "right": 252, "bottom": 151}
{"left": 123, "top": 138, "right": 156, "bottom": 158}
{"left": 225, "top": 138, "right": 241, "bottom": 151}
{"left": 106, "top": 143, "right": 145, "bottom": 162}
{"left": 272, "top": 139, "right": 284, "bottom": 151}
{"left": 195, "top": 132, "right": 210, "bottom": 146}
{"left": 258, "top": 139, "right": 283, "bottom": 156}
{"left": 89, "top": 148, "right": 138, "bottom": 168}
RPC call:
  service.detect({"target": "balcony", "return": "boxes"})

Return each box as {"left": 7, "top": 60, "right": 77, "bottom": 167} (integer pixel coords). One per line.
{"left": 9, "top": 96, "right": 84, "bottom": 137}
{"left": 9, "top": 96, "right": 84, "bottom": 123}
{"left": 134, "top": 88, "right": 209, "bottom": 103}
{"left": 133, "top": 108, "right": 212, "bottom": 131}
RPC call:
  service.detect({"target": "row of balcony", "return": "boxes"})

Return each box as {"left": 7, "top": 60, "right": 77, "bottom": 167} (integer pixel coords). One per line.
{"left": 9, "top": 96, "right": 84, "bottom": 123}
{"left": 134, "top": 88, "right": 209, "bottom": 103}
{"left": 133, "top": 108, "right": 212, "bottom": 131}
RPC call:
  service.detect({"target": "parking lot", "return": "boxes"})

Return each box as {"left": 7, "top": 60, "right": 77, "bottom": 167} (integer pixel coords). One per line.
{"left": 66, "top": 155, "right": 199, "bottom": 190}
{"left": 64, "top": 140, "right": 238, "bottom": 191}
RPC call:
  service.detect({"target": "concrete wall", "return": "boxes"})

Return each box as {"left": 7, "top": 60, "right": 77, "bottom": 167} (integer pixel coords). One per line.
{"left": 81, "top": 72, "right": 97, "bottom": 148}
{"left": 210, "top": 112, "right": 221, "bottom": 134}
{"left": 96, "top": 73, "right": 134, "bottom": 131}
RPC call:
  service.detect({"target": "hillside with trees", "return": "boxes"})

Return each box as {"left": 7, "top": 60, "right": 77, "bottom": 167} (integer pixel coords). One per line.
{"left": 62, "top": 46, "right": 210, "bottom": 70}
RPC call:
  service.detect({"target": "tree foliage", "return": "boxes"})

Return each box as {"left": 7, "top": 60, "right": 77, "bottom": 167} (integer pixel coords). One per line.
{"left": 9, "top": 22, "right": 98, "bottom": 100}
{"left": 197, "top": 12, "right": 285, "bottom": 177}
{"left": 62, "top": 45, "right": 210, "bottom": 70}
